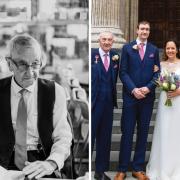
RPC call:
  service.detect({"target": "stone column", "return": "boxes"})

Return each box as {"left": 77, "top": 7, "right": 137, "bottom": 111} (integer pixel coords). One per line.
{"left": 118, "top": 0, "right": 139, "bottom": 42}
{"left": 129, "top": 0, "right": 139, "bottom": 41}
{"left": 91, "top": 0, "right": 126, "bottom": 48}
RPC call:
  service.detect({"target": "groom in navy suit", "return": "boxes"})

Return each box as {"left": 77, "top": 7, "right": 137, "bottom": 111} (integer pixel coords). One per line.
{"left": 91, "top": 31, "right": 119, "bottom": 180}
{"left": 114, "top": 21, "right": 160, "bottom": 180}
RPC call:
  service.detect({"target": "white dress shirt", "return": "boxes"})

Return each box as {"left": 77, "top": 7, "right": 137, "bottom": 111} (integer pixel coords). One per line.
{"left": 136, "top": 38, "right": 147, "bottom": 53}
{"left": 11, "top": 77, "right": 72, "bottom": 170}
{"left": 99, "top": 47, "right": 110, "bottom": 66}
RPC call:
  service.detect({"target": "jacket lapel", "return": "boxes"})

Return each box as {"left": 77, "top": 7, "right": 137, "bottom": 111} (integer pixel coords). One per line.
{"left": 131, "top": 41, "right": 142, "bottom": 66}
{"left": 143, "top": 42, "right": 151, "bottom": 66}
{"left": 110, "top": 52, "right": 115, "bottom": 87}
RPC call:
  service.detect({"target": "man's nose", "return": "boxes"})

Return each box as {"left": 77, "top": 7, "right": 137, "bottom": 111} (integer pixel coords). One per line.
{"left": 25, "top": 66, "right": 34, "bottom": 76}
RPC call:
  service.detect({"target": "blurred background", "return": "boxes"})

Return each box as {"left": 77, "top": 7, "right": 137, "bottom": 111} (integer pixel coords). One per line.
{"left": 0, "top": 0, "right": 89, "bottom": 178}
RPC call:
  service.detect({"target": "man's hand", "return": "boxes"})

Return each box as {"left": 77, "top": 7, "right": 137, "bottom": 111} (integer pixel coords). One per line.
{"left": 132, "top": 88, "right": 146, "bottom": 99}
{"left": 139, "top": 87, "right": 150, "bottom": 95}
{"left": 23, "top": 160, "right": 57, "bottom": 179}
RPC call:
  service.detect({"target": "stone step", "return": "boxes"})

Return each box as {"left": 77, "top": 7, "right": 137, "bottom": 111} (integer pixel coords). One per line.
{"left": 93, "top": 134, "right": 153, "bottom": 151}
{"left": 112, "top": 119, "right": 155, "bottom": 127}
{"left": 92, "top": 151, "right": 150, "bottom": 162}
{"left": 94, "top": 141, "right": 152, "bottom": 151}
{"left": 113, "top": 109, "right": 157, "bottom": 120}
{"left": 112, "top": 125, "right": 154, "bottom": 134}
{"left": 110, "top": 133, "right": 153, "bottom": 143}
{"left": 117, "top": 98, "right": 159, "bottom": 108}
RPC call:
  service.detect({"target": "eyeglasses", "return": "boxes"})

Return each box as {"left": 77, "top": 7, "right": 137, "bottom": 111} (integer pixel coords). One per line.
{"left": 5, "top": 57, "right": 41, "bottom": 71}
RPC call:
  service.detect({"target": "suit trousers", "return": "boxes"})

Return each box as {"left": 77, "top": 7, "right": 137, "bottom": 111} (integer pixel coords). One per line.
{"left": 92, "top": 98, "right": 113, "bottom": 172}
{"left": 118, "top": 100, "right": 154, "bottom": 172}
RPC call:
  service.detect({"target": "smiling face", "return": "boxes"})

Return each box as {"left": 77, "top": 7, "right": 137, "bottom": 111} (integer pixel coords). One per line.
{"left": 98, "top": 32, "right": 114, "bottom": 53}
{"left": 10, "top": 46, "right": 41, "bottom": 88}
{"left": 165, "top": 41, "right": 178, "bottom": 60}
{"left": 137, "top": 23, "right": 150, "bottom": 42}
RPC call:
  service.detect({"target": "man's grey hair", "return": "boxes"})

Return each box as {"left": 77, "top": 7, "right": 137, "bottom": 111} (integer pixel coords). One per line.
{"left": 6, "top": 34, "right": 46, "bottom": 67}
{"left": 98, "top": 31, "right": 114, "bottom": 40}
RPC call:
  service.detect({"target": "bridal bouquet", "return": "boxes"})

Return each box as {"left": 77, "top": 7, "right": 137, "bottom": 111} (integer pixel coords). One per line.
{"left": 156, "top": 69, "right": 180, "bottom": 106}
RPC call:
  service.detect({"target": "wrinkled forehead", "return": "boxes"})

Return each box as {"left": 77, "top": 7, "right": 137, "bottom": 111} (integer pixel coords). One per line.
{"left": 11, "top": 43, "right": 41, "bottom": 61}
{"left": 99, "top": 32, "right": 114, "bottom": 40}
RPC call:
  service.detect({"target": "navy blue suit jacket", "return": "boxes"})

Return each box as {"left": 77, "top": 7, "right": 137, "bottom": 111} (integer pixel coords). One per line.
{"left": 120, "top": 41, "right": 160, "bottom": 104}
{"left": 91, "top": 48, "right": 119, "bottom": 110}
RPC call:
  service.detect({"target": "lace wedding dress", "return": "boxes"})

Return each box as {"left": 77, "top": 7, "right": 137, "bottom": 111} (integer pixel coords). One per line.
{"left": 146, "top": 61, "right": 180, "bottom": 180}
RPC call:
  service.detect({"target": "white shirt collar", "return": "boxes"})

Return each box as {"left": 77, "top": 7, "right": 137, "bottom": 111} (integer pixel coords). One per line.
{"left": 136, "top": 38, "right": 147, "bottom": 46}
{"left": 99, "top": 47, "right": 110, "bottom": 57}
{"left": 11, "top": 76, "right": 36, "bottom": 95}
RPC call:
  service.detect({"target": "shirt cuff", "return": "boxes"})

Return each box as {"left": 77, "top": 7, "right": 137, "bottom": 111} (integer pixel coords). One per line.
{"left": 131, "top": 88, "right": 136, "bottom": 94}
{"left": 46, "top": 154, "right": 66, "bottom": 171}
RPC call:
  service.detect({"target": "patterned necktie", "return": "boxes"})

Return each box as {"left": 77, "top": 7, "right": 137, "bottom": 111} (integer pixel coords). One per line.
{"left": 139, "top": 43, "right": 145, "bottom": 60}
{"left": 14, "top": 89, "right": 27, "bottom": 170}
{"left": 104, "top": 53, "right": 109, "bottom": 71}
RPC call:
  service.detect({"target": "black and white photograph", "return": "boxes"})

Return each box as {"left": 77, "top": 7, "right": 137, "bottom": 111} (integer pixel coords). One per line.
{"left": 0, "top": 0, "right": 89, "bottom": 179}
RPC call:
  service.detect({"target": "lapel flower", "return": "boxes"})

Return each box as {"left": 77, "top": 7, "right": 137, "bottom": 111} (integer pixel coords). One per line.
{"left": 153, "top": 65, "right": 159, "bottom": 72}
{"left": 132, "top": 44, "right": 141, "bottom": 50}
{"left": 95, "top": 55, "right": 99, "bottom": 63}
{"left": 112, "top": 55, "right": 119, "bottom": 61}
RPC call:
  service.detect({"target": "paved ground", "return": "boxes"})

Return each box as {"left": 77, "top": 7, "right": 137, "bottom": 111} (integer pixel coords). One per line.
{"left": 91, "top": 172, "right": 137, "bottom": 180}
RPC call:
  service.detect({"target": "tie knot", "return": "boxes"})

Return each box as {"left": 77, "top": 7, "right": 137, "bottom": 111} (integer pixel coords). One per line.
{"left": 104, "top": 53, "right": 108, "bottom": 57}
{"left": 140, "top": 43, "right": 144, "bottom": 47}
{"left": 19, "top": 89, "right": 27, "bottom": 96}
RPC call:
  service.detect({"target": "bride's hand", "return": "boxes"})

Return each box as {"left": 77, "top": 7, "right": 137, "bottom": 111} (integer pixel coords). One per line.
{"left": 167, "top": 89, "right": 180, "bottom": 98}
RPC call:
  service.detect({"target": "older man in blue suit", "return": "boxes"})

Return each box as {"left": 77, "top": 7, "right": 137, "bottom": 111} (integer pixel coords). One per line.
{"left": 114, "top": 21, "right": 160, "bottom": 180}
{"left": 91, "top": 31, "right": 119, "bottom": 180}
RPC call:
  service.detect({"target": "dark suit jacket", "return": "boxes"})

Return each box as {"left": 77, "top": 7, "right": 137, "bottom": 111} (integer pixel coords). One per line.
{"left": 0, "top": 77, "right": 55, "bottom": 168}
{"left": 120, "top": 40, "right": 160, "bottom": 104}
{"left": 91, "top": 48, "right": 119, "bottom": 109}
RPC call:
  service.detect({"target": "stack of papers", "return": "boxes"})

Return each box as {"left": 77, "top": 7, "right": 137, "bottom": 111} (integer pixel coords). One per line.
{"left": 0, "top": 166, "right": 25, "bottom": 180}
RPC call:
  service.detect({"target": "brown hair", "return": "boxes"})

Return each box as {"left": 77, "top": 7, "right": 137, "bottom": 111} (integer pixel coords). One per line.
{"left": 162, "top": 39, "right": 180, "bottom": 61}
{"left": 137, "top": 21, "right": 150, "bottom": 29}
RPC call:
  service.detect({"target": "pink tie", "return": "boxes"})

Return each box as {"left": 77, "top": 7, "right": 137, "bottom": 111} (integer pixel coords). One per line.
{"left": 139, "top": 43, "right": 144, "bottom": 60}
{"left": 104, "top": 54, "right": 109, "bottom": 71}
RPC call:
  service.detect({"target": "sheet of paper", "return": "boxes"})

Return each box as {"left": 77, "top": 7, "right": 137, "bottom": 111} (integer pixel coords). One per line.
{"left": 0, "top": 166, "right": 25, "bottom": 180}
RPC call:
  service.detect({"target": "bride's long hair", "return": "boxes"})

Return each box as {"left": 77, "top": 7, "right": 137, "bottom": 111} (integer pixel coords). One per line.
{"left": 162, "top": 39, "right": 180, "bottom": 61}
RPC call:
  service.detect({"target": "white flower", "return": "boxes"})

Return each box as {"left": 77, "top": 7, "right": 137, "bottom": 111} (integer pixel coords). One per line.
{"left": 132, "top": 44, "right": 140, "bottom": 50}
{"left": 112, "top": 55, "right": 119, "bottom": 61}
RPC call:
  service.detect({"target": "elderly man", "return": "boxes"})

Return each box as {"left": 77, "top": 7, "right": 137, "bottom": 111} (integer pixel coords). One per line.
{"left": 0, "top": 34, "right": 72, "bottom": 179}
{"left": 91, "top": 31, "right": 119, "bottom": 180}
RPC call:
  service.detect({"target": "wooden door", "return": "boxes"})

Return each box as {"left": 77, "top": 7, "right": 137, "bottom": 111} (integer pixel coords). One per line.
{"left": 139, "top": 0, "right": 180, "bottom": 48}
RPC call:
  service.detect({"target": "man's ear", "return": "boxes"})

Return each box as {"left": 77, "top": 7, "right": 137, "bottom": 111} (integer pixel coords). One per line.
{"left": 7, "top": 60, "right": 14, "bottom": 72}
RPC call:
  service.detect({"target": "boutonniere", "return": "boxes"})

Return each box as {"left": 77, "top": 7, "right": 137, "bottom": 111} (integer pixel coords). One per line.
{"left": 154, "top": 65, "right": 159, "bottom": 72}
{"left": 149, "top": 53, "right": 154, "bottom": 58}
{"left": 112, "top": 55, "right": 119, "bottom": 61}
{"left": 132, "top": 44, "right": 141, "bottom": 50}
{"left": 95, "top": 55, "right": 99, "bottom": 63}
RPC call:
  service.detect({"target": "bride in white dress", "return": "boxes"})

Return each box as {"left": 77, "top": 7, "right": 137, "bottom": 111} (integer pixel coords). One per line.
{"left": 146, "top": 40, "right": 180, "bottom": 180}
